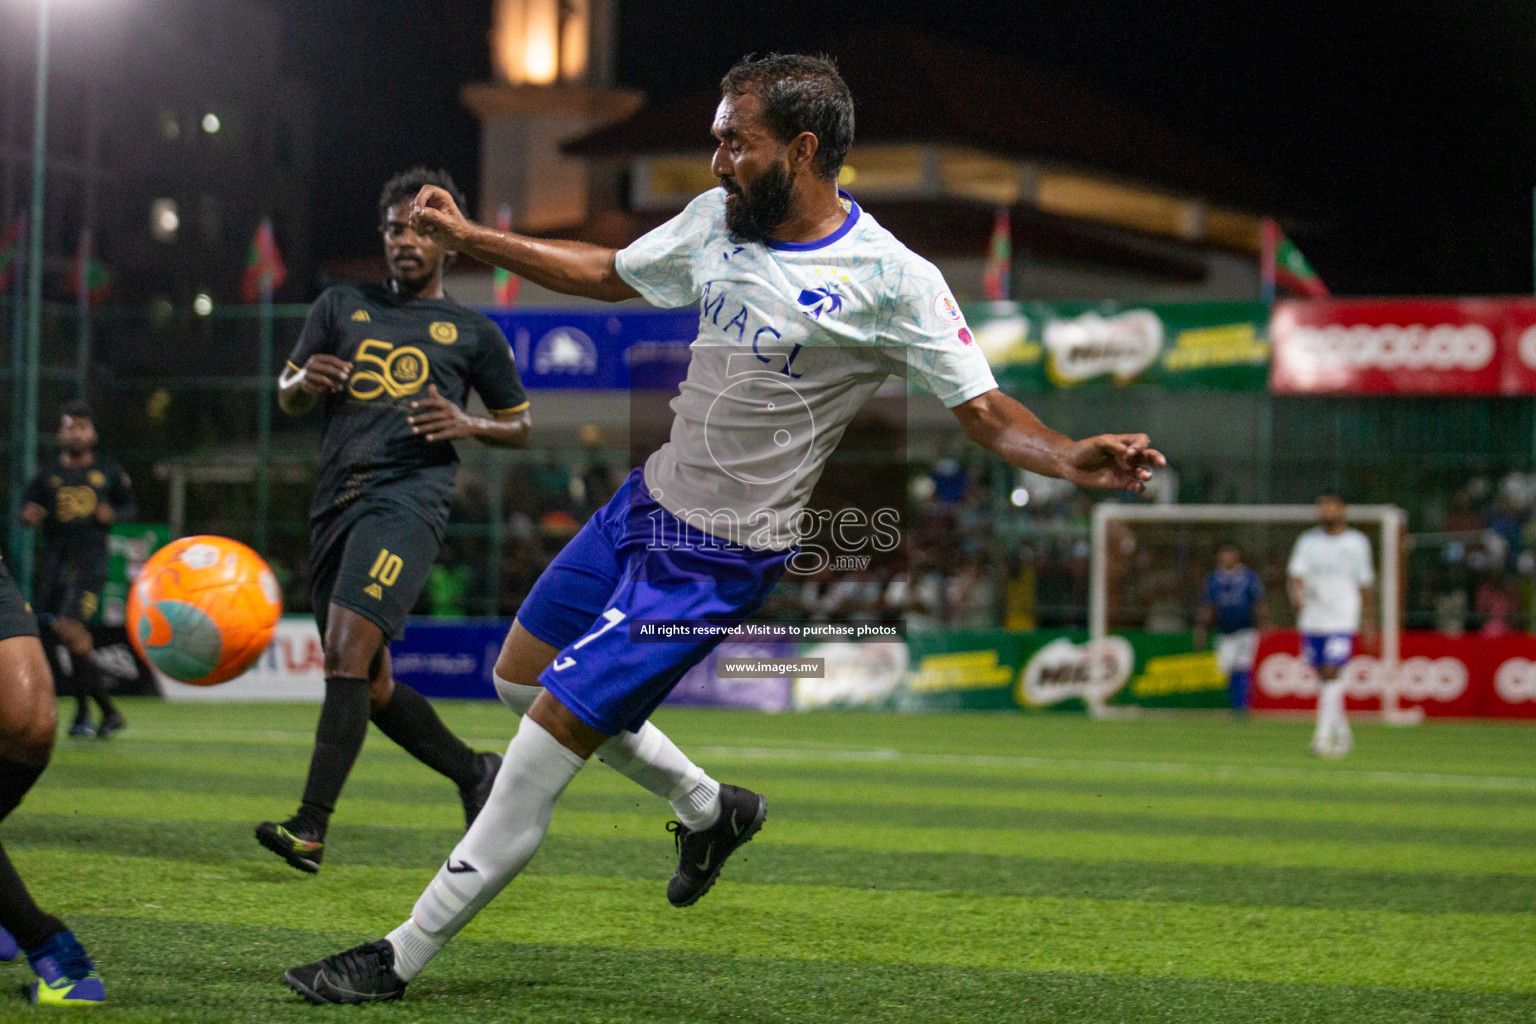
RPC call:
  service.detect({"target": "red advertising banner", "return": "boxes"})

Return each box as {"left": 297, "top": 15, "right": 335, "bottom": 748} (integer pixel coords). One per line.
{"left": 1269, "top": 298, "right": 1536, "bottom": 395}
{"left": 1253, "top": 629, "right": 1536, "bottom": 719}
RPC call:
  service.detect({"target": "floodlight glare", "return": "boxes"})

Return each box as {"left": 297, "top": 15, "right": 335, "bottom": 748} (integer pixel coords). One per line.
{"left": 202, "top": 113, "right": 220, "bottom": 134}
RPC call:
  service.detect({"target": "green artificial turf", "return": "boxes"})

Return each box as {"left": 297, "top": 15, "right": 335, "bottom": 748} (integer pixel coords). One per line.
{"left": 0, "top": 699, "right": 1530, "bottom": 1022}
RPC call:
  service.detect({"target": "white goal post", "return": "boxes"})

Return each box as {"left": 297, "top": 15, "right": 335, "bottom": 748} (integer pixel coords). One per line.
{"left": 1088, "top": 503, "right": 1420, "bottom": 724}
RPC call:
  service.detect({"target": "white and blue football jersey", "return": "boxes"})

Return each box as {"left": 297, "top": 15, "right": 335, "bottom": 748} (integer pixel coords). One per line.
{"left": 616, "top": 188, "right": 998, "bottom": 549}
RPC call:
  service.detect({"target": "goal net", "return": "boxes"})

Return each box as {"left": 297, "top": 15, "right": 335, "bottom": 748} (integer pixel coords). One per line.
{"left": 1087, "top": 503, "right": 1418, "bottom": 723}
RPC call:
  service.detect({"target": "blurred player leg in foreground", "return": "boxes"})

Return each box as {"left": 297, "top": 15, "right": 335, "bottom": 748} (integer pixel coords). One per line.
{"left": 0, "top": 562, "right": 104, "bottom": 1005}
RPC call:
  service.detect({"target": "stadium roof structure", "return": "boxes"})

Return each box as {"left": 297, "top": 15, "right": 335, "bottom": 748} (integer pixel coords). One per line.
{"left": 555, "top": 29, "right": 1278, "bottom": 272}
{"left": 566, "top": 30, "right": 1271, "bottom": 207}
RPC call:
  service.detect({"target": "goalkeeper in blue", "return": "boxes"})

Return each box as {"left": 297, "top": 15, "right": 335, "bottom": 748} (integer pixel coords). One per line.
{"left": 284, "top": 52, "right": 1165, "bottom": 1005}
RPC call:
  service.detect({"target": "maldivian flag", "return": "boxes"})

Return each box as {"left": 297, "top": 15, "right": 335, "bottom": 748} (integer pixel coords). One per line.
{"left": 1261, "top": 218, "right": 1329, "bottom": 298}
{"left": 981, "top": 206, "right": 1012, "bottom": 301}
{"left": 491, "top": 204, "right": 520, "bottom": 306}
{"left": 241, "top": 216, "right": 288, "bottom": 302}
{"left": 66, "top": 228, "right": 111, "bottom": 305}
{"left": 0, "top": 213, "right": 21, "bottom": 293}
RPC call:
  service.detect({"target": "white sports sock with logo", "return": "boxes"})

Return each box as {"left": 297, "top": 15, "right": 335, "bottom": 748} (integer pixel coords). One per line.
{"left": 387, "top": 716, "right": 585, "bottom": 981}
{"left": 493, "top": 673, "right": 722, "bottom": 830}
{"left": 596, "top": 723, "right": 722, "bottom": 830}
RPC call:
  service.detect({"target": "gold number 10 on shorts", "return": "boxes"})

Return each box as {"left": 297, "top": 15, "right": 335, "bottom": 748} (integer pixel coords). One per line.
{"left": 368, "top": 549, "right": 404, "bottom": 588}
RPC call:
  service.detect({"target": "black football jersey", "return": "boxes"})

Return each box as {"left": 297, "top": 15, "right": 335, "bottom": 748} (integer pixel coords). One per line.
{"left": 22, "top": 456, "right": 135, "bottom": 580}
{"left": 286, "top": 282, "right": 528, "bottom": 531}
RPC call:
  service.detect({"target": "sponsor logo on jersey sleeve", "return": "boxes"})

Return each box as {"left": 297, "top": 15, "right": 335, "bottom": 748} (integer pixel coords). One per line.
{"left": 933, "top": 291, "right": 964, "bottom": 326}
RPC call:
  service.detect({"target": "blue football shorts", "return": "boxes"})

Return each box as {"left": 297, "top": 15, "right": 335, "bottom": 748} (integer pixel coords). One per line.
{"left": 516, "top": 467, "right": 791, "bottom": 735}
{"left": 1302, "top": 632, "right": 1355, "bottom": 670}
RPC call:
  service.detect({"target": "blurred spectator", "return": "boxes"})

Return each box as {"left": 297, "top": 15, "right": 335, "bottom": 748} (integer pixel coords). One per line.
{"left": 1475, "top": 567, "right": 1519, "bottom": 637}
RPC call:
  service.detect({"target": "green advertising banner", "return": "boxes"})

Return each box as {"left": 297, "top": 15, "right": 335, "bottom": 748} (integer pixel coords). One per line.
{"left": 102, "top": 523, "right": 170, "bottom": 627}
{"left": 837, "top": 630, "right": 1233, "bottom": 713}
{"left": 965, "top": 301, "right": 1271, "bottom": 392}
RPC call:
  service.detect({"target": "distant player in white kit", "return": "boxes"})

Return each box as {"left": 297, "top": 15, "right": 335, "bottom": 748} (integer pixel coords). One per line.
{"left": 283, "top": 53, "right": 1166, "bottom": 1003}
{"left": 1287, "top": 493, "right": 1375, "bottom": 757}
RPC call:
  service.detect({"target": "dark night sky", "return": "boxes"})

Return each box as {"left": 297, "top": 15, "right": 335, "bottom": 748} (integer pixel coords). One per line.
{"left": 276, "top": 0, "right": 1536, "bottom": 296}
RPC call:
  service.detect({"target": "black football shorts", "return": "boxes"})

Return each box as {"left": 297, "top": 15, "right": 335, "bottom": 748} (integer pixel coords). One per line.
{"left": 309, "top": 501, "right": 440, "bottom": 641}
{"left": 0, "top": 559, "right": 40, "bottom": 642}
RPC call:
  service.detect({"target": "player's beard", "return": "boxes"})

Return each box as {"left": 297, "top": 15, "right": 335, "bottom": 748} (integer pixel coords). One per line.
{"left": 723, "top": 161, "right": 794, "bottom": 244}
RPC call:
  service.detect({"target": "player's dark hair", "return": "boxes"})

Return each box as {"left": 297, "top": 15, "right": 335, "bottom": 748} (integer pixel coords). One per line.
{"left": 720, "top": 53, "right": 855, "bottom": 181}
{"left": 1217, "top": 541, "right": 1241, "bottom": 556}
{"left": 378, "top": 168, "right": 466, "bottom": 221}
{"left": 59, "top": 398, "right": 92, "bottom": 423}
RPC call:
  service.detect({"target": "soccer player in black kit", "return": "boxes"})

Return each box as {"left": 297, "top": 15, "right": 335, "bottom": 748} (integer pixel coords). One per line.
{"left": 20, "top": 400, "right": 133, "bottom": 739}
{"left": 256, "top": 168, "right": 532, "bottom": 873}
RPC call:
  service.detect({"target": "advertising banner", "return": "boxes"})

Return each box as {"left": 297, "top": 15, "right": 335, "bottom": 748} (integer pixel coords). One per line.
{"left": 1252, "top": 629, "right": 1536, "bottom": 718}
{"left": 1269, "top": 298, "right": 1536, "bottom": 396}
{"left": 391, "top": 619, "right": 512, "bottom": 700}
{"left": 870, "top": 630, "right": 1230, "bottom": 712}
{"left": 483, "top": 309, "right": 696, "bottom": 391}
{"left": 966, "top": 301, "right": 1271, "bottom": 392}
{"left": 670, "top": 641, "right": 797, "bottom": 712}
{"left": 159, "top": 615, "right": 325, "bottom": 701}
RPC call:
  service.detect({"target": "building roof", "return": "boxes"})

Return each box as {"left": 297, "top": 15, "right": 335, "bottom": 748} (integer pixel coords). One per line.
{"left": 564, "top": 29, "right": 1272, "bottom": 209}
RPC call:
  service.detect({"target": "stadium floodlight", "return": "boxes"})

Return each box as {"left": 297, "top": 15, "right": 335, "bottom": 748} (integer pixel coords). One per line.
{"left": 1088, "top": 502, "right": 1417, "bottom": 724}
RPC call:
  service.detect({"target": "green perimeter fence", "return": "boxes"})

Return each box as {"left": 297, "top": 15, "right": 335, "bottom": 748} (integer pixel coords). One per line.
{"left": 5, "top": 298, "right": 1536, "bottom": 629}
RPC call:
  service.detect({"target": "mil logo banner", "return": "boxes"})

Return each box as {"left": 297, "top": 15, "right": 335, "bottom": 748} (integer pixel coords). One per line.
{"left": 965, "top": 301, "right": 1271, "bottom": 392}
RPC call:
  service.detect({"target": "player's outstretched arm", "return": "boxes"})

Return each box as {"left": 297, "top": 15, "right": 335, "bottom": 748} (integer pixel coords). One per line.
{"left": 952, "top": 388, "right": 1165, "bottom": 493}
{"left": 410, "top": 186, "right": 639, "bottom": 303}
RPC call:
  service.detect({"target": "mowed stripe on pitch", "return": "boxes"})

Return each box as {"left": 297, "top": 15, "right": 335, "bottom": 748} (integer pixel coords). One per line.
{"left": 16, "top": 785, "right": 1536, "bottom": 875}
{"left": 10, "top": 815, "right": 1536, "bottom": 915}
{"left": 18, "top": 850, "right": 1535, "bottom": 993}
{"left": 37, "top": 758, "right": 1536, "bottom": 836}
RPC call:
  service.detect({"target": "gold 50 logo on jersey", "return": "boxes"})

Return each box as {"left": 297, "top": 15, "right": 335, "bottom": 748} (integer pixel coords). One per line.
{"left": 349, "top": 339, "right": 430, "bottom": 400}
{"left": 55, "top": 485, "right": 99, "bottom": 523}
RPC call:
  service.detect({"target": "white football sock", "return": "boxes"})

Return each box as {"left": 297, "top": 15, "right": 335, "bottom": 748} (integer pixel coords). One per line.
{"left": 1326, "top": 681, "right": 1352, "bottom": 749}
{"left": 493, "top": 672, "right": 543, "bottom": 716}
{"left": 1312, "top": 680, "right": 1334, "bottom": 748}
{"left": 596, "top": 722, "right": 722, "bottom": 830}
{"left": 492, "top": 674, "right": 720, "bottom": 827}
{"left": 388, "top": 716, "right": 585, "bottom": 981}
{"left": 1315, "top": 679, "right": 1348, "bottom": 750}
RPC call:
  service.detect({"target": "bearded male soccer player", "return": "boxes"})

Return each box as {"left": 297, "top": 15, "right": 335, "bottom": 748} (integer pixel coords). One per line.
{"left": 284, "top": 55, "right": 1165, "bottom": 1003}
{"left": 0, "top": 557, "right": 105, "bottom": 1004}
{"left": 255, "top": 169, "right": 532, "bottom": 874}
{"left": 20, "top": 400, "right": 134, "bottom": 739}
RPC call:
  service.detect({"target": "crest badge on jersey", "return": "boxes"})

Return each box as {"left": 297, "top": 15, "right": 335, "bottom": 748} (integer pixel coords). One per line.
{"left": 933, "top": 291, "right": 964, "bottom": 326}
{"left": 429, "top": 321, "right": 458, "bottom": 345}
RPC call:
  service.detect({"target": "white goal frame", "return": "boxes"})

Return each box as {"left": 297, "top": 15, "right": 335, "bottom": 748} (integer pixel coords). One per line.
{"left": 1088, "top": 503, "right": 1419, "bottom": 724}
